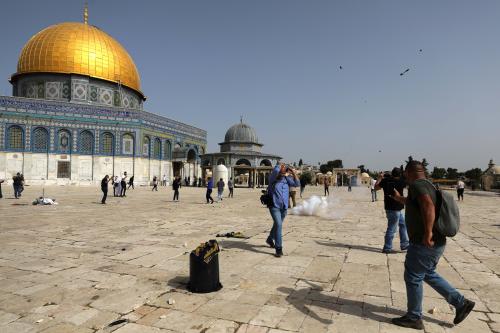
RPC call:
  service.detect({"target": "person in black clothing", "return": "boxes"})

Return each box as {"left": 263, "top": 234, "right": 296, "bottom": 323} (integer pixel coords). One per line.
{"left": 375, "top": 168, "right": 409, "bottom": 253}
{"left": 121, "top": 172, "right": 127, "bottom": 197}
{"left": 172, "top": 177, "right": 180, "bottom": 201}
{"left": 101, "top": 175, "right": 111, "bottom": 204}
{"left": 0, "top": 178, "right": 4, "bottom": 198}
{"left": 12, "top": 172, "right": 23, "bottom": 199}
{"left": 127, "top": 175, "right": 135, "bottom": 189}
{"left": 299, "top": 177, "right": 307, "bottom": 198}
{"left": 324, "top": 179, "right": 330, "bottom": 196}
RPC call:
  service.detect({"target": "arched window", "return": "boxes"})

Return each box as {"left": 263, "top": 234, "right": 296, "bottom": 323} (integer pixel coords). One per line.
{"left": 32, "top": 127, "right": 49, "bottom": 152}
{"left": 79, "top": 130, "right": 94, "bottom": 155}
{"left": 57, "top": 129, "right": 71, "bottom": 153}
{"left": 101, "top": 132, "right": 114, "bottom": 155}
{"left": 164, "top": 140, "right": 172, "bottom": 160}
{"left": 8, "top": 125, "right": 24, "bottom": 150}
{"left": 143, "top": 136, "right": 150, "bottom": 157}
{"left": 153, "top": 138, "right": 161, "bottom": 159}
{"left": 122, "top": 133, "right": 134, "bottom": 155}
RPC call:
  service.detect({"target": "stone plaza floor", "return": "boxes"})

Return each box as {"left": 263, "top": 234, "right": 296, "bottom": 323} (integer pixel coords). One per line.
{"left": 0, "top": 184, "right": 499, "bottom": 333}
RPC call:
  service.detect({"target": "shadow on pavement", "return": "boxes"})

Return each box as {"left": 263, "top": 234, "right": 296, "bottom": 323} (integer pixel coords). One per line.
{"left": 315, "top": 240, "right": 382, "bottom": 253}
{"left": 278, "top": 280, "right": 453, "bottom": 328}
{"left": 218, "top": 239, "right": 275, "bottom": 256}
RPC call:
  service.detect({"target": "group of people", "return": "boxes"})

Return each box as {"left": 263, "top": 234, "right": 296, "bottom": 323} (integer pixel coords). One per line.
{"left": 265, "top": 161, "right": 475, "bottom": 329}
{"left": 0, "top": 172, "right": 25, "bottom": 199}
{"left": 100, "top": 172, "right": 134, "bottom": 204}
{"left": 205, "top": 177, "right": 234, "bottom": 204}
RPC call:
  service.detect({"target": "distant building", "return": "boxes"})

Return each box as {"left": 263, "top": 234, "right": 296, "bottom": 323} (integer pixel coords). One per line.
{"left": 201, "top": 121, "right": 280, "bottom": 187}
{"left": 482, "top": 159, "right": 500, "bottom": 191}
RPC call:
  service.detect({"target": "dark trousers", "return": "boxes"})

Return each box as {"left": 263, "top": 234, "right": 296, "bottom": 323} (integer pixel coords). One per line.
{"left": 0, "top": 184, "right": 3, "bottom": 198}
{"left": 127, "top": 182, "right": 134, "bottom": 189}
{"left": 101, "top": 190, "right": 108, "bottom": 204}
{"left": 324, "top": 186, "right": 329, "bottom": 196}
{"left": 121, "top": 181, "right": 127, "bottom": 196}
{"left": 152, "top": 184, "right": 158, "bottom": 191}
{"left": 206, "top": 189, "right": 214, "bottom": 203}
{"left": 228, "top": 188, "right": 234, "bottom": 198}
{"left": 13, "top": 184, "right": 21, "bottom": 198}
{"left": 173, "top": 189, "right": 179, "bottom": 201}
{"left": 457, "top": 188, "right": 464, "bottom": 200}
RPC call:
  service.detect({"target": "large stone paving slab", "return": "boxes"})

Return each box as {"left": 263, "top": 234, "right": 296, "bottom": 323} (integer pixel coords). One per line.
{"left": 0, "top": 185, "right": 499, "bottom": 332}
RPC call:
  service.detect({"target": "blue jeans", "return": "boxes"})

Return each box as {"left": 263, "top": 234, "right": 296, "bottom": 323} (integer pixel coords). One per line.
{"left": 371, "top": 189, "right": 377, "bottom": 202}
{"left": 404, "top": 243, "right": 465, "bottom": 320}
{"left": 268, "top": 207, "right": 287, "bottom": 250}
{"left": 383, "top": 210, "right": 409, "bottom": 251}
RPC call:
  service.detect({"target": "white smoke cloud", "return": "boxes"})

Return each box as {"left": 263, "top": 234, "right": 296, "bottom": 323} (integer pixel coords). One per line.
{"left": 290, "top": 195, "right": 343, "bottom": 219}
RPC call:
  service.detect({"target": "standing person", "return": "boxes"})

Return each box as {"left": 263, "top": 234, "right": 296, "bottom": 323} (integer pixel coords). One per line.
{"left": 299, "top": 176, "right": 307, "bottom": 198}
{"left": 216, "top": 178, "right": 225, "bottom": 201}
{"left": 162, "top": 174, "right": 167, "bottom": 187}
{"left": 120, "top": 172, "right": 127, "bottom": 197}
{"left": 152, "top": 176, "right": 159, "bottom": 191}
{"left": 390, "top": 161, "right": 475, "bottom": 329}
{"left": 206, "top": 177, "right": 214, "bottom": 204}
{"left": 370, "top": 177, "right": 378, "bottom": 202}
{"left": 172, "top": 177, "right": 180, "bottom": 201}
{"left": 289, "top": 185, "right": 298, "bottom": 208}
{"left": 457, "top": 179, "right": 465, "bottom": 201}
{"left": 375, "top": 168, "right": 409, "bottom": 254}
{"left": 0, "top": 178, "right": 4, "bottom": 199}
{"left": 101, "top": 175, "right": 111, "bottom": 204}
{"left": 198, "top": 177, "right": 202, "bottom": 187}
{"left": 266, "top": 164, "right": 300, "bottom": 257}
{"left": 347, "top": 177, "right": 352, "bottom": 192}
{"left": 12, "top": 172, "right": 22, "bottom": 199}
{"left": 127, "top": 175, "right": 135, "bottom": 189}
{"left": 228, "top": 177, "right": 234, "bottom": 198}
{"left": 113, "top": 176, "right": 120, "bottom": 197}
{"left": 324, "top": 178, "right": 330, "bottom": 196}
{"left": 19, "top": 174, "right": 25, "bottom": 197}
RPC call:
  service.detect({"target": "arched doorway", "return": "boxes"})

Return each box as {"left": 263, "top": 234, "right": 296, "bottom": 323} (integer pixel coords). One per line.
{"left": 234, "top": 158, "right": 252, "bottom": 187}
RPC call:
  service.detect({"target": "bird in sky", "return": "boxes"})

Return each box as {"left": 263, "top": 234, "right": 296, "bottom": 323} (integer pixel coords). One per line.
{"left": 339, "top": 66, "right": 343, "bottom": 70}
{"left": 400, "top": 68, "right": 410, "bottom": 76}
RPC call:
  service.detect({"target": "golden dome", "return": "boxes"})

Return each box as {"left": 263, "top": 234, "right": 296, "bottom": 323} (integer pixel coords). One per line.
{"left": 15, "top": 22, "right": 143, "bottom": 97}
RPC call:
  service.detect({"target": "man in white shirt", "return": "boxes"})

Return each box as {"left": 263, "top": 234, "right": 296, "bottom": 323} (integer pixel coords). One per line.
{"left": 370, "top": 178, "right": 377, "bottom": 202}
{"left": 457, "top": 179, "right": 465, "bottom": 201}
{"left": 162, "top": 174, "right": 167, "bottom": 186}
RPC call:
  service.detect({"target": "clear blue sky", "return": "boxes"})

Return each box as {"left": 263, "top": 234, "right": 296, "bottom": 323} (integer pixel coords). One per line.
{"left": 1, "top": 0, "right": 499, "bottom": 171}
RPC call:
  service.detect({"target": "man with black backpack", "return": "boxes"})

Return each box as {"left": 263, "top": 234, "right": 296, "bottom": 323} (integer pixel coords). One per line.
{"left": 390, "top": 160, "right": 474, "bottom": 330}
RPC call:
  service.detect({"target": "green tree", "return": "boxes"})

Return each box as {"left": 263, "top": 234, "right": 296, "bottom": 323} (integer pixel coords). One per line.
{"left": 431, "top": 167, "right": 447, "bottom": 179}
{"left": 422, "top": 158, "right": 429, "bottom": 176}
{"left": 298, "top": 159, "right": 303, "bottom": 167}
{"left": 446, "top": 168, "right": 459, "bottom": 180}
{"left": 465, "top": 168, "right": 482, "bottom": 182}
{"left": 300, "top": 171, "right": 313, "bottom": 185}
{"left": 319, "top": 164, "right": 330, "bottom": 174}
{"left": 319, "top": 159, "right": 343, "bottom": 174}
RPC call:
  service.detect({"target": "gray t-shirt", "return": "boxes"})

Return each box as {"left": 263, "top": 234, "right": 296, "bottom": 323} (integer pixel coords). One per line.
{"left": 406, "top": 179, "right": 446, "bottom": 246}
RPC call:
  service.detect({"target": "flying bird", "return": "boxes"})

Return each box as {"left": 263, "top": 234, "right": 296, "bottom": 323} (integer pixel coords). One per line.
{"left": 339, "top": 66, "right": 343, "bottom": 70}
{"left": 419, "top": 49, "right": 423, "bottom": 52}
{"left": 400, "top": 68, "right": 410, "bottom": 76}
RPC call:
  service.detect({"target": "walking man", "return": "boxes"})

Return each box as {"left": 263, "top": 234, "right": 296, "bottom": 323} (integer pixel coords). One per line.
{"left": 375, "top": 168, "right": 409, "bottom": 253}
{"left": 152, "top": 176, "right": 159, "bottom": 191}
{"left": 101, "top": 175, "right": 111, "bottom": 204}
{"left": 324, "top": 178, "right": 330, "bottom": 196}
{"left": 128, "top": 175, "right": 135, "bottom": 189}
{"left": 228, "top": 177, "right": 234, "bottom": 198}
{"left": 172, "top": 177, "right": 180, "bottom": 201}
{"left": 457, "top": 179, "right": 465, "bottom": 201}
{"left": 206, "top": 177, "right": 214, "bottom": 204}
{"left": 216, "top": 178, "right": 225, "bottom": 201}
{"left": 390, "top": 160, "right": 475, "bottom": 329}
{"left": 370, "top": 177, "right": 377, "bottom": 202}
{"left": 299, "top": 176, "right": 306, "bottom": 198}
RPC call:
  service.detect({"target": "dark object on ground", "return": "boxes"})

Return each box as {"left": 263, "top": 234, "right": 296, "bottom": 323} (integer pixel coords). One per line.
{"left": 108, "top": 319, "right": 127, "bottom": 327}
{"left": 400, "top": 68, "right": 410, "bottom": 76}
{"left": 391, "top": 316, "right": 424, "bottom": 330}
{"left": 188, "top": 240, "right": 223, "bottom": 293}
{"left": 216, "top": 231, "right": 248, "bottom": 239}
{"left": 454, "top": 299, "right": 475, "bottom": 325}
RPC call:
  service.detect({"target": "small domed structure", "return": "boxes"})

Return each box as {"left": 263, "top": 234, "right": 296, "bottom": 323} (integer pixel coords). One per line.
{"left": 201, "top": 119, "right": 281, "bottom": 188}
{"left": 482, "top": 159, "right": 500, "bottom": 190}
{"left": 224, "top": 122, "right": 259, "bottom": 143}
